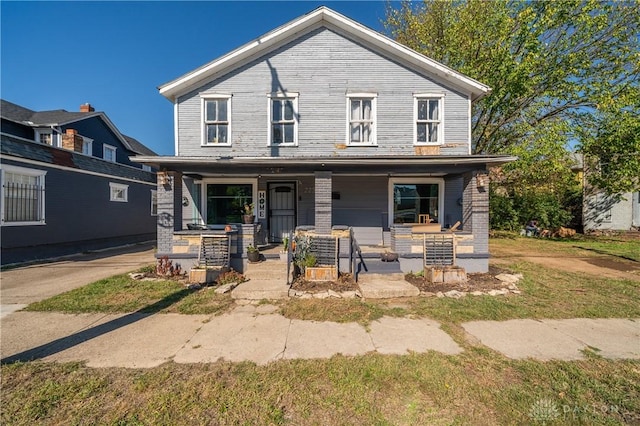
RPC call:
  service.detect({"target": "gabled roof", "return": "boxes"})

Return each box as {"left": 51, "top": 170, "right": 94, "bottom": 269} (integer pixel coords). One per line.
{"left": 158, "top": 6, "right": 491, "bottom": 102}
{"left": 1, "top": 99, "right": 156, "bottom": 156}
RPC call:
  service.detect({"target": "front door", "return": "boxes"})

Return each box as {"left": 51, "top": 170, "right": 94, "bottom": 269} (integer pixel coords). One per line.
{"left": 268, "top": 182, "right": 296, "bottom": 242}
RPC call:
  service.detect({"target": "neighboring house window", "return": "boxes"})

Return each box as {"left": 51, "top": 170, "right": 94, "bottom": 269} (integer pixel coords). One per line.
{"left": 1, "top": 165, "right": 46, "bottom": 225}
{"left": 150, "top": 190, "right": 157, "bottom": 215}
{"left": 103, "top": 144, "right": 117, "bottom": 162}
{"left": 204, "top": 182, "right": 253, "bottom": 224}
{"left": 35, "top": 130, "right": 59, "bottom": 147}
{"left": 109, "top": 182, "right": 128, "bottom": 202}
{"left": 142, "top": 165, "right": 152, "bottom": 172}
{"left": 202, "top": 96, "right": 231, "bottom": 145}
{"left": 390, "top": 178, "right": 443, "bottom": 225}
{"left": 269, "top": 93, "right": 298, "bottom": 146}
{"left": 414, "top": 94, "right": 444, "bottom": 144}
{"left": 347, "top": 94, "right": 376, "bottom": 145}
{"left": 82, "top": 137, "right": 93, "bottom": 156}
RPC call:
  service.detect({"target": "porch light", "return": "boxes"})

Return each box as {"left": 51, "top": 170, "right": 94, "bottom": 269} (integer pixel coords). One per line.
{"left": 476, "top": 172, "right": 489, "bottom": 189}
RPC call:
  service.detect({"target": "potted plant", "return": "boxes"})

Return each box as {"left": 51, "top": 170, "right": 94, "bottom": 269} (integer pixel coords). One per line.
{"left": 242, "top": 203, "right": 255, "bottom": 224}
{"left": 246, "top": 244, "right": 260, "bottom": 262}
{"left": 279, "top": 236, "right": 289, "bottom": 262}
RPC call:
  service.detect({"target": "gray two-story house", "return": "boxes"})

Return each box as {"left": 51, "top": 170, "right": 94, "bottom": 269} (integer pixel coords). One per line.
{"left": 135, "top": 7, "right": 515, "bottom": 273}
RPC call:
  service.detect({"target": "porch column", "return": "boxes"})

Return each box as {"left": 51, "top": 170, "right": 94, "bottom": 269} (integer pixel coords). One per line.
{"left": 462, "top": 171, "right": 489, "bottom": 255}
{"left": 314, "top": 171, "right": 332, "bottom": 234}
{"left": 157, "top": 171, "right": 183, "bottom": 253}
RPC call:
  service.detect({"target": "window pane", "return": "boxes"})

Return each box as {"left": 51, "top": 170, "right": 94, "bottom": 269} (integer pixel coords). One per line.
{"left": 393, "top": 183, "right": 439, "bottom": 224}
{"left": 206, "top": 100, "right": 217, "bottom": 121}
{"left": 351, "top": 124, "right": 361, "bottom": 142}
{"left": 272, "top": 100, "right": 282, "bottom": 122}
{"left": 206, "top": 183, "right": 252, "bottom": 224}
{"left": 428, "top": 123, "right": 438, "bottom": 142}
{"left": 351, "top": 100, "right": 360, "bottom": 121}
{"left": 272, "top": 125, "right": 283, "bottom": 144}
{"left": 362, "top": 123, "right": 371, "bottom": 142}
{"left": 418, "top": 100, "right": 427, "bottom": 120}
{"left": 207, "top": 125, "right": 219, "bottom": 143}
{"left": 284, "top": 124, "right": 294, "bottom": 143}
{"left": 429, "top": 100, "right": 439, "bottom": 120}
{"left": 3, "top": 174, "right": 43, "bottom": 222}
{"left": 218, "top": 100, "right": 227, "bottom": 121}
{"left": 362, "top": 100, "right": 371, "bottom": 120}
{"left": 417, "top": 123, "right": 427, "bottom": 142}
{"left": 284, "top": 100, "right": 294, "bottom": 121}
{"left": 218, "top": 124, "right": 228, "bottom": 143}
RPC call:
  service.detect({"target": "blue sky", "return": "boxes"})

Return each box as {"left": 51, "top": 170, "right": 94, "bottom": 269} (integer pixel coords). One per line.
{"left": 1, "top": 1, "right": 393, "bottom": 155}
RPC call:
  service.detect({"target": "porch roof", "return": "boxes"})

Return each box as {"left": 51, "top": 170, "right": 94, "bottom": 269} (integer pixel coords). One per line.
{"left": 130, "top": 154, "right": 517, "bottom": 176}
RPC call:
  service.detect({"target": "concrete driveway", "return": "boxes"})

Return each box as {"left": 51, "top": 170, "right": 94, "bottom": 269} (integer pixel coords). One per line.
{"left": 0, "top": 243, "right": 156, "bottom": 317}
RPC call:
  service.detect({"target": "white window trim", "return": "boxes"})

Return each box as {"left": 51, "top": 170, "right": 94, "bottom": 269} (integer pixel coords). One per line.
{"left": 1, "top": 164, "right": 47, "bottom": 226}
{"left": 103, "top": 144, "right": 117, "bottom": 163}
{"left": 35, "top": 129, "right": 61, "bottom": 147}
{"left": 200, "top": 178, "right": 258, "bottom": 224}
{"left": 413, "top": 93, "right": 445, "bottom": 146}
{"left": 268, "top": 92, "right": 299, "bottom": 147}
{"left": 200, "top": 94, "right": 232, "bottom": 146}
{"left": 346, "top": 93, "right": 377, "bottom": 146}
{"left": 388, "top": 177, "right": 445, "bottom": 228}
{"left": 109, "top": 182, "right": 129, "bottom": 202}
{"left": 151, "top": 189, "right": 157, "bottom": 216}
{"left": 82, "top": 136, "right": 93, "bottom": 156}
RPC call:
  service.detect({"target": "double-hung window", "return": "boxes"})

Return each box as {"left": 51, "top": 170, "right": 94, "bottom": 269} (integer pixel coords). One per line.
{"left": 202, "top": 96, "right": 231, "bottom": 145}
{"left": 347, "top": 94, "right": 376, "bottom": 145}
{"left": 1, "top": 165, "right": 46, "bottom": 225}
{"left": 414, "top": 94, "right": 444, "bottom": 144}
{"left": 269, "top": 93, "right": 298, "bottom": 146}
{"left": 103, "top": 144, "right": 117, "bottom": 162}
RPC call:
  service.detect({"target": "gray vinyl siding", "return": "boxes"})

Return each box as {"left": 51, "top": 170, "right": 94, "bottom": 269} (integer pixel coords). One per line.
{"left": 1, "top": 159, "right": 156, "bottom": 263}
{"left": 177, "top": 25, "right": 470, "bottom": 157}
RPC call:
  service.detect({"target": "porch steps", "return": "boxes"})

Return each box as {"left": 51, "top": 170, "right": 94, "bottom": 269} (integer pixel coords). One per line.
{"left": 231, "top": 259, "right": 291, "bottom": 300}
{"left": 357, "top": 273, "right": 420, "bottom": 299}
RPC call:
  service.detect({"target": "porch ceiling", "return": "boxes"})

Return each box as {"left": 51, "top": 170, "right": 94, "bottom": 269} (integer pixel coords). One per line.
{"left": 131, "top": 155, "right": 517, "bottom": 176}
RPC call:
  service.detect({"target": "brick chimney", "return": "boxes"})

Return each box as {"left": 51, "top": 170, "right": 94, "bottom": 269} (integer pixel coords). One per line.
{"left": 80, "top": 103, "right": 95, "bottom": 113}
{"left": 62, "top": 128, "right": 83, "bottom": 152}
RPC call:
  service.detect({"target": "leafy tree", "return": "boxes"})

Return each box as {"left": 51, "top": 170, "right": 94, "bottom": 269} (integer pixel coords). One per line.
{"left": 385, "top": 0, "right": 640, "bottom": 197}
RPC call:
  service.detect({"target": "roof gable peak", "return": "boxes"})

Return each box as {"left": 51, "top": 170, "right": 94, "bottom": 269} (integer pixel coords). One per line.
{"left": 159, "top": 6, "right": 490, "bottom": 102}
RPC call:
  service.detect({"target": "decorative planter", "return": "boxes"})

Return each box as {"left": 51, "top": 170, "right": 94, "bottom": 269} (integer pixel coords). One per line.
{"left": 279, "top": 252, "right": 288, "bottom": 262}
{"left": 242, "top": 215, "right": 255, "bottom": 224}
{"left": 304, "top": 266, "right": 338, "bottom": 282}
{"left": 247, "top": 251, "right": 260, "bottom": 262}
{"left": 189, "top": 268, "right": 220, "bottom": 284}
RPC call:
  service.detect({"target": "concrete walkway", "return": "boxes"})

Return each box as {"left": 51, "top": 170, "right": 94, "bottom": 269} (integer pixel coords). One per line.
{"left": 1, "top": 307, "right": 637, "bottom": 368}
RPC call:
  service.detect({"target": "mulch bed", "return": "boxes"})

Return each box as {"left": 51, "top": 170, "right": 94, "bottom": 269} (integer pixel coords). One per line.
{"left": 290, "top": 266, "right": 514, "bottom": 294}
{"left": 405, "top": 266, "right": 513, "bottom": 293}
{"left": 290, "top": 273, "right": 358, "bottom": 293}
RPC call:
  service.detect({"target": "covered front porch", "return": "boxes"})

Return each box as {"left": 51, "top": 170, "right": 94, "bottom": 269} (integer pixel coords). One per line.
{"left": 134, "top": 155, "right": 515, "bottom": 274}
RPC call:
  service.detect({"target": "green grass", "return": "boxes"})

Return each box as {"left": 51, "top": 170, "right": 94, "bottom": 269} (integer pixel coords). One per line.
{"left": 2, "top": 350, "right": 638, "bottom": 425}
{"left": 26, "top": 273, "right": 235, "bottom": 316}
{"left": 491, "top": 233, "right": 640, "bottom": 262}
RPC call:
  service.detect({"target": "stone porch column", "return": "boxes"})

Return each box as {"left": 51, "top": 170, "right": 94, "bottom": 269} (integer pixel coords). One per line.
{"left": 157, "top": 171, "right": 183, "bottom": 253}
{"left": 314, "top": 171, "right": 332, "bottom": 235}
{"left": 462, "top": 171, "right": 489, "bottom": 255}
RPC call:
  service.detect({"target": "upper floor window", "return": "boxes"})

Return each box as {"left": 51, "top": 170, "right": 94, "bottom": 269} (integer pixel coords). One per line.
{"left": 414, "top": 94, "right": 444, "bottom": 145}
{"left": 347, "top": 94, "right": 377, "bottom": 145}
{"left": 202, "top": 96, "right": 231, "bottom": 145}
{"left": 103, "top": 144, "right": 117, "bottom": 162}
{"left": 269, "top": 93, "right": 298, "bottom": 146}
{"left": 35, "top": 129, "right": 59, "bottom": 147}
{"left": 82, "top": 137, "right": 93, "bottom": 156}
{"left": 1, "top": 165, "right": 46, "bottom": 225}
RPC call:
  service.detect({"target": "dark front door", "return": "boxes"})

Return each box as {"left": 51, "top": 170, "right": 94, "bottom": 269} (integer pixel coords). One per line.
{"left": 268, "top": 182, "right": 296, "bottom": 242}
